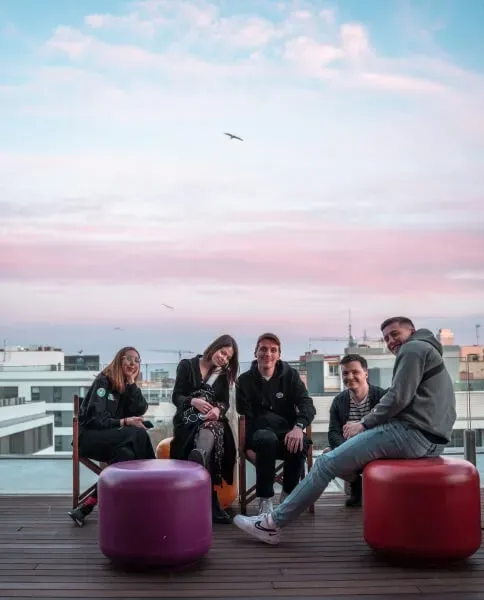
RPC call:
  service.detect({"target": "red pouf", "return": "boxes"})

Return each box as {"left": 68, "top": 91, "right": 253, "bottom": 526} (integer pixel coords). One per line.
{"left": 363, "top": 456, "right": 481, "bottom": 560}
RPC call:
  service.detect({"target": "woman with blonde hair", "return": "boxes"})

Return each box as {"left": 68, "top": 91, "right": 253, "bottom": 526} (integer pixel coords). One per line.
{"left": 170, "top": 334, "right": 239, "bottom": 524}
{"left": 68, "top": 346, "right": 154, "bottom": 527}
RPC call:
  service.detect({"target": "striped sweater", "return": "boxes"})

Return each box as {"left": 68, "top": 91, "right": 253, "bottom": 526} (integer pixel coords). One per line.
{"left": 328, "top": 385, "right": 386, "bottom": 449}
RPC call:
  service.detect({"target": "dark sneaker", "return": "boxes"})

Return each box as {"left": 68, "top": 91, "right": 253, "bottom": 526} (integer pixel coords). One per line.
{"left": 188, "top": 448, "right": 207, "bottom": 469}
{"left": 212, "top": 492, "right": 232, "bottom": 525}
{"left": 345, "top": 477, "right": 362, "bottom": 508}
{"left": 345, "top": 495, "right": 362, "bottom": 508}
{"left": 68, "top": 502, "right": 94, "bottom": 527}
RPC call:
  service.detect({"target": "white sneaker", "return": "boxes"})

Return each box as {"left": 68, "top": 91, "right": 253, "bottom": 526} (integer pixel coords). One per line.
{"left": 258, "top": 498, "right": 274, "bottom": 515}
{"left": 233, "top": 513, "right": 281, "bottom": 545}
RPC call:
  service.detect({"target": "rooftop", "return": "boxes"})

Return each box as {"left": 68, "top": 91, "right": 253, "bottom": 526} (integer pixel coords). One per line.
{"left": 1, "top": 493, "right": 483, "bottom": 599}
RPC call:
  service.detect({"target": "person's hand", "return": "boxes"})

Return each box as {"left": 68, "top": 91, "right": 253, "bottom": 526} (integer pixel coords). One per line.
{"left": 125, "top": 416, "right": 146, "bottom": 429}
{"left": 284, "top": 426, "right": 304, "bottom": 454}
{"left": 204, "top": 407, "right": 221, "bottom": 421}
{"left": 190, "top": 397, "right": 213, "bottom": 414}
{"left": 343, "top": 421, "right": 364, "bottom": 439}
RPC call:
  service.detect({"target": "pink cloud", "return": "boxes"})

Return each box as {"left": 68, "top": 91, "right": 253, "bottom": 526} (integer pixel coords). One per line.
{"left": 1, "top": 222, "right": 483, "bottom": 295}
{"left": 283, "top": 37, "right": 343, "bottom": 75}
{"left": 340, "top": 23, "right": 372, "bottom": 60}
{"left": 84, "top": 12, "right": 165, "bottom": 36}
{"left": 358, "top": 72, "right": 447, "bottom": 94}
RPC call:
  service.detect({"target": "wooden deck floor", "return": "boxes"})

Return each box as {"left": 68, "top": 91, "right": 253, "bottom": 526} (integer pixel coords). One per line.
{"left": 0, "top": 494, "right": 483, "bottom": 600}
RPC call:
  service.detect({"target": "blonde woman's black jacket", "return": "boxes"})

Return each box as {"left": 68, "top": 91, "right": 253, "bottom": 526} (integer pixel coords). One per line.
{"left": 78, "top": 373, "right": 148, "bottom": 430}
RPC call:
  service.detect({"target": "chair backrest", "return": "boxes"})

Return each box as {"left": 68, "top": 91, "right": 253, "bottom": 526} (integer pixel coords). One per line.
{"left": 72, "top": 395, "right": 82, "bottom": 449}
{"left": 71, "top": 394, "right": 103, "bottom": 509}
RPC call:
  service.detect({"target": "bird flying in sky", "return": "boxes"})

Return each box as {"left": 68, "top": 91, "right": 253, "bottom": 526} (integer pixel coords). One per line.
{"left": 161, "top": 303, "right": 174, "bottom": 310}
{"left": 224, "top": 132, "right": 243, "bottom": 141}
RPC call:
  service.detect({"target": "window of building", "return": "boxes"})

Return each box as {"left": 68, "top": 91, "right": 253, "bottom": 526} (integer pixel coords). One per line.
{"left": 328, "top": 363, "right": 339, "bottom": 377}
{"left": 54, "top": 435, "right": 73, "bottom": 452}
{"left": 0, "top": 386, "right": 19, "bottom": 400}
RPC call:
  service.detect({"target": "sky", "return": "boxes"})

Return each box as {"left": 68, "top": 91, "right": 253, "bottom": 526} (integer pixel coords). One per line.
{"left": 0, "top": 0, "right": 483, "bottom": 363}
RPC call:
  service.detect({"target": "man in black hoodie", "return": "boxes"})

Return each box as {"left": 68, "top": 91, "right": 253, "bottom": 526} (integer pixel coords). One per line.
{"left": 233, "top": 317, "right": 456, "bottom": 545}
{"left": 236, "top": 333, "right": 316, "bottom": 515}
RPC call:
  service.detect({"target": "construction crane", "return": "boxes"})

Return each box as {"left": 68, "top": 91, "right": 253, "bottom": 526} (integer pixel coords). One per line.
{"left": 148, "top": 349, "right": 196, "bottom": 361}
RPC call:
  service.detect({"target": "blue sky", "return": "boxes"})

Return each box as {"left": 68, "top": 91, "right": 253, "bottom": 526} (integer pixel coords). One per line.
{"left": 0, "top": 0, "right": 483, "bottom": 361}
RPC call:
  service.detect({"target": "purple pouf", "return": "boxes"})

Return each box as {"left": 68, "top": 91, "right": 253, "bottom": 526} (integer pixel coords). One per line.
{"left": 98, "top": 459, "right": 212, "bottom": 567}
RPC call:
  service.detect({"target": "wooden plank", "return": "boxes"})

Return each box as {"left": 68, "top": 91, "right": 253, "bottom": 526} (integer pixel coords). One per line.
{"left": 0, "top": 494, "right": 483, "bottom": 599}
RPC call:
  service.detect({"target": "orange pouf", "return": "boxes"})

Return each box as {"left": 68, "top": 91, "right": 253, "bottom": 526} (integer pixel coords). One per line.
{"left": 155, "top": 437, "right": 237, "bottom": 509}
{"left": 363, "top": 456, "right": 481, "bottom": 560}
{"left": 155, "top": 438, "right": 172, "bottom": 460}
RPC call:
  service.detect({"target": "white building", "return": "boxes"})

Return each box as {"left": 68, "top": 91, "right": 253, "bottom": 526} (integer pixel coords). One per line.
{"left": 0, "top": 346, "right": 98, "bottom": 453}
{"left": 0, "top": 396, "right": 54, "bottom": 455}
{"left": 0, "top": 345, "right": 65, "bottom": 371}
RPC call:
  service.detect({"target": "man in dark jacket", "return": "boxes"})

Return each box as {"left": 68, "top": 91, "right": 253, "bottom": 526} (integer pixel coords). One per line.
{"left": 233, "top": 317, "right": 456, "bottom": 545}
{"left": 328, "top": 354, "right": 385, "bottom": 507}
{"left": 236, "top": 333, "right": 316, "bottom": 515}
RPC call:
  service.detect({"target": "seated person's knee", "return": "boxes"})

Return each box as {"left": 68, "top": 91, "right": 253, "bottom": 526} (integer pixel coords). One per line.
{"left": 126, "top": 426, "right": 149, "bottom": 441}
{"left": 252, "top": 428, "right": 278, "bottom": 450}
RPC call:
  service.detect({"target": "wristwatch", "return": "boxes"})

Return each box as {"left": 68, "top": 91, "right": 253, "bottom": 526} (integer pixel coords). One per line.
{"left": 295, "top": 422, "right": 304, "bottom": 430}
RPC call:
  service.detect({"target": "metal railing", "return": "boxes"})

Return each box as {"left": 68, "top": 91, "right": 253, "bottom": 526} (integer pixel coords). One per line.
{"left": 0, "top": 397, "right": 26, "bottom": 407}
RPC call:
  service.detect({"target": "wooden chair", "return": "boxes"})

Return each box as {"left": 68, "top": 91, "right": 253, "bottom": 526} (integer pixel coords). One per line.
{"left": 72, "top": 395, "right": 106, "bottom": 509}
{"left": 238, "top": 415, "right": 315, "bottom": 515}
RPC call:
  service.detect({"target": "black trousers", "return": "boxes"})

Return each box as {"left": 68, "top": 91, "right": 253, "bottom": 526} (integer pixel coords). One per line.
{"left": 349, "top": 473, "right": 363, "bottom": 499}
{"left": 251, "top": 428, "right": 305, "bottom": 498}
{"left": 79, "top": 426, "right": 155, "bottom": 464}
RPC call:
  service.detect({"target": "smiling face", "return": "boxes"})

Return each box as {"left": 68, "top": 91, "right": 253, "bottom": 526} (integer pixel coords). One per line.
{"left": 341, "top": 360, "right": 368, "bottom": 393}
{"left": 256, "top": 338, "right": 280, "bottom": 373}
{"left": 382, "top": 321, "right": 415, "bottom": 355}
{"left": 211, "top": 345, "right": 234, "bottom": 369}
{"left": 121, "top": 349, "right": 141, "bottom": 380}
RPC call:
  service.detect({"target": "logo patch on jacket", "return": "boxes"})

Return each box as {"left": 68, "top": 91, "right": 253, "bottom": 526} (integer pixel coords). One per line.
{"left": 108, "top": 393, "right": 114, "bottom": 401}
{"left": 276, "top": 392, "right": 284, "bottom": 399}
{"left": 96, "top": 388, "right": 106, "bottom": 398}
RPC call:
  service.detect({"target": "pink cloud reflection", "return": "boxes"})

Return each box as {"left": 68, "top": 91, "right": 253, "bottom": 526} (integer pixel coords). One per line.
{"left": 1, "top": 221, "right": 483, "bottom": 295}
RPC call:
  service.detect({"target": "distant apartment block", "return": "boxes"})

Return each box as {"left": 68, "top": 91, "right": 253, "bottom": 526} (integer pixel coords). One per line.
{"left": 0, "top": 396, "right": 54, "bottom": 454}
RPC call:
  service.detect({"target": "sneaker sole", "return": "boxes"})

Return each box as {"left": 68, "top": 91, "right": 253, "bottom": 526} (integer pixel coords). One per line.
{"left": 67, "top": 511, "right": 84, "bottom": 527}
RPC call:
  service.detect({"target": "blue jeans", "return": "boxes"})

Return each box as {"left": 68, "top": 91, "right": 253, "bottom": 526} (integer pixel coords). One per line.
{"left": 272, "top": 420, "right": 446, "bottom": 527}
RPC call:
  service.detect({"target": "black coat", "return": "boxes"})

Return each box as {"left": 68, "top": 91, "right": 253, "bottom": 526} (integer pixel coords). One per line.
{"left": 169, "top": 356, "right": 236, "bottom": 485}
{"left": 79, "top": 373, "right": 148, "bottom": 430}
{"left": 328, "top": 385, "right": 386, "bottom": 449}
{"left": 236, "top": 360, "right": 316, "bottom": 449}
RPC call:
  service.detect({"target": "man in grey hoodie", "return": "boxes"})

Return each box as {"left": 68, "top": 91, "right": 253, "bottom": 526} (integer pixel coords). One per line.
{"left": 233, "top": 316, "right": 457, "bottom": 545}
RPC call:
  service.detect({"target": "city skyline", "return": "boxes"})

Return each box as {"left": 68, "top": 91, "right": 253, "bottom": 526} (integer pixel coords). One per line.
{"left": 1, "top": 0, "right": 483, "bottom": 359}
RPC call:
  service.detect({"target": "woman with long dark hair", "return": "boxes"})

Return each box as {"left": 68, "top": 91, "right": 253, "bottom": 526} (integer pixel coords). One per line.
{"left": 68, "top": 346, "right": 155, "bottom": 527}
{"left": 170, "top": 334, "right": 239, "bottom": 524}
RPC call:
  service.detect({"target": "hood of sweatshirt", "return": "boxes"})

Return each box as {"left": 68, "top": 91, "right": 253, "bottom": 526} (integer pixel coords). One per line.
{"left": 408, "top": 328, "right": 443, "bottom": 356}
